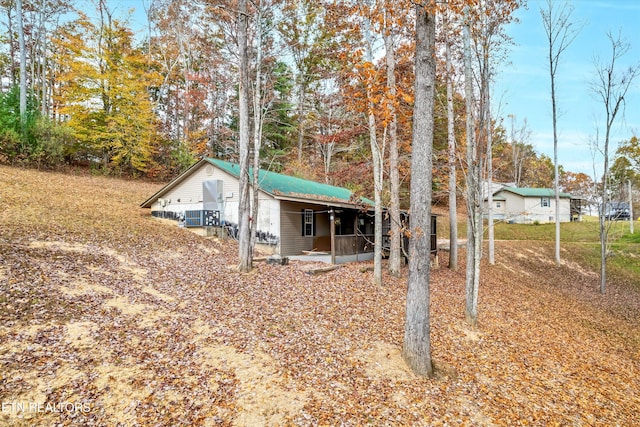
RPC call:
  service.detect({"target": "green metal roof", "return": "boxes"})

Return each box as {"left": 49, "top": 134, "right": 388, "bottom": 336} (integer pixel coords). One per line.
{"left": 498, "top": 187, "right": 573, "bottom": 198}
{"left": 206, "top": 158, "right": 374, "bottom": 206}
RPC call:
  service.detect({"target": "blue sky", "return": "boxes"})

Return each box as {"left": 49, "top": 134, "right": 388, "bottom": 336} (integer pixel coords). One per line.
{"left": 494, "top": 0, "right": 640, "bottom": 178}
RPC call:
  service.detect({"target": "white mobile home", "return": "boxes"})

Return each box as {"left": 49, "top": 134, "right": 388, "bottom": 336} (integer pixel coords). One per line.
{"left": 485, "top": 187, "right": 577, "bottom": 224}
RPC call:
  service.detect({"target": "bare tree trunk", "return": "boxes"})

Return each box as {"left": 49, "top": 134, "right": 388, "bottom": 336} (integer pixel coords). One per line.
{"left": 600, "top": 146, "right": 609, "bottom": 294}
{"left": 250, "top": 8, "right": 264, "bottom": 254}
{"left": 463, "top": 4, "right": 481, "bottom": 327}
{"left": 38, "top": 0, "right": 47, "bottom": 116}
{"left": 486, "top": 85, "right": 495, "bottom": 265}
{"left": 364, "top": 16, "right": 383, "bottom": 286}
{"left": 237, "top": 0, "right": 252, "bottom": 272}
{"left": 402, "top": 2, "right": 435, "bottom": 377}
{"left": 541, "top": 0, "right": 581, "bottom": 266}
{"left": 296, "top": 88, "right": 305, "bottom": 164}
{"left": 591, "top": 32, "right": 639, "bottom": 294}
{"left": 17, "top": 0, "right": 27, "bottom": 133}
{"left": 445, "top": 7, "right": 458, "bottom": 271}
{"left": 384, "top": 12, "right": 402, "bottom": 277}
{"left": 629, "top": 179, "right": 634, "bottom": 234}
{"left": 369, "top": 109, "right": 383, "bottom": 285}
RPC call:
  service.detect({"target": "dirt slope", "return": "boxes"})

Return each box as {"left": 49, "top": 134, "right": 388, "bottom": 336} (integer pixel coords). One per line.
{"left": 1, "top": 166, "right": 639, "bottom": 426}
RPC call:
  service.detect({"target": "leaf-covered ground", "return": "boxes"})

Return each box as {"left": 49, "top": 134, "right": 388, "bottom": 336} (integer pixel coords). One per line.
{"left": 1, "top": 165, "right": 639, "bottom": 426}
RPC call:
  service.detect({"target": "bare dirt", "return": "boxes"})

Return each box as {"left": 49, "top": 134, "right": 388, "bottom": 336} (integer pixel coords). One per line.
{"left": 1, "top": 165, "right": 639, "bottom": 426}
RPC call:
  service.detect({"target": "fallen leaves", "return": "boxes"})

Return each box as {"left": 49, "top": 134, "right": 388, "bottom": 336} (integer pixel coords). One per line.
{"left": 1, "top": 165, "right": 639, "bottom": 426}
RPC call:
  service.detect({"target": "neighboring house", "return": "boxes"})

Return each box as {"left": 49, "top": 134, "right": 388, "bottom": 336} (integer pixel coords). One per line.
{"left": 484, "top": 187, "right": 577, "bottom": 224}
{"left": 140, "top": 158, "right": 380, "bottom": 263}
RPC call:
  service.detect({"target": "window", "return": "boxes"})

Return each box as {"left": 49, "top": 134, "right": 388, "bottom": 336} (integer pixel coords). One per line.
{"left": 541, "top": 197, "right": 550, "bottom": 207}
{"left": 496, "top": 202, "right": 501, "bottom": 208}
{"left": 303, "top": 209, "right": 314, "bottom": 236}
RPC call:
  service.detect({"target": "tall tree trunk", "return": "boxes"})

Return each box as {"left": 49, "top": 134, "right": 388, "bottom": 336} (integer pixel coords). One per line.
{"left": 629, "top": 179, "right": 634, "bottom": 234}
{"left": 296, "top": 87, "right": 305, "bottom": 164}
{"left": 369, "top": 107, "right": 383, "bottom": 285}
{"left": 237, "top": 0, "right": 252, "bottom": 272}
{"left": 463, "top": 4, "right": 481, "bottom": 327}
{"left": 445, "top": 7, "right": 458, "bottom": 271}
{"left": 385, "top": 13, "right": 401, "bottom": 277}
{"left": 402, "top": 2, "right": 435, "bottom": 378}
{"left": 364, "top": 16, "right": 383, "bottom": 285}
{"left": 599, "top": 134, "right": 609, "bottom": 294}
{"left": 541, "top": 0, "right": 581, "bottom": 266}
{"left": 38, "top": 0, "right": 47, "bottom": 116}
{"left": 486, "top": 84, "right": 495, "bottom": 265}
{"left": 17, "top": 0, "right": 27, "bottom": 134}
{"left": 250, "top": 8, "right": 264, "bottom": 253}
{"left": 591, "top": 32, "right": 640, "bottom": 294}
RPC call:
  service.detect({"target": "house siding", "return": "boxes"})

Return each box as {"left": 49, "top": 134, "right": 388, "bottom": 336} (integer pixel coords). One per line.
{"left": 495, "top": 190, "right": 572, "bottom": 223}
{"left": 149, "top": 164, "right": 241, "bottom": 221}
{"left": 279, "top": 201, "right": 331, "bottom": 256}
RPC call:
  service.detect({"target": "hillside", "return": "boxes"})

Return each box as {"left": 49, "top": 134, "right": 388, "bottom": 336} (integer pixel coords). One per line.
{"left": 1, "top": 166, "right": 639, "bottom": 426}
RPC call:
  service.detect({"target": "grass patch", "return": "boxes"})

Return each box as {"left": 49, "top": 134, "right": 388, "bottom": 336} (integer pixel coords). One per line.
{"left": 486, "top": 218, "right": 640, "bottom": 289}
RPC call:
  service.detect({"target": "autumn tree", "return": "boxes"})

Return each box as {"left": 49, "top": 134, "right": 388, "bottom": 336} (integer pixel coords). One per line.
{"left": 402, "top": 0, "right": 435, "bottom": 378}
{"left": 617, "top": 135, "right": 640, "bottom": 173}
{"left": 52, "top": 6, "right": 160, "bottom": 173}
{"left": 590, "top": 31, "right": 640, "bottom": 294}
{"left": 324, "top": 0, "right": 384, "bottom": 284}
{"left": 541, "top": 0, "right": 581, "bottom": 265}
{"left": 559, "top": 170, "right": 593, "bottom": 200}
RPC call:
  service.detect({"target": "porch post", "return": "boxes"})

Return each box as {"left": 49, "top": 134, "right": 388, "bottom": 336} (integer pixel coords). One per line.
{"left": 329, "top": 209, "right": 336, "bottom": 264}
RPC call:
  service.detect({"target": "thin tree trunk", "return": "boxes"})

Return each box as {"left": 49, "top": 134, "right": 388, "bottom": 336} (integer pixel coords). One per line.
{"left": 629, "top": 179, "right": 634, "bottom": 234}
{"left": 17, "top": 0, "right": 27, "bottom": 134}
{"left": 250, "top": 8, "right": 264, "bottom": 254}
{"left": 384, "top": 12, "right": 401, "bottom": 277}
{"left": 551, "top": 33, "right": 561, "bottom": 266}
{"left": 463, "top": 4, "right": 480, "bottom": 327}
{"left": 364, "top": 16, "right": 383, "bottom": 286}
{"left": 369, "top": 109, "right": 383, "bottom": 285}
{"left": 541, "top": 0, "right": 581, "bottom": 266}
{"left": 402, "top": 2, "right": 435, "bottom": 377}
{"left": 486, "top": 85, "right": 494, "bottom": 265}
{"left": 237, "top": 0, "right": 252, "bottom": 272}
{"left": 599, "top": 125, "right": 610, "bottom": 294}
{"left": 296, "top": 87, "right": 305, "bottom": 164}
{"left": 445, "top": 7, "right": 458, "bottom": 271}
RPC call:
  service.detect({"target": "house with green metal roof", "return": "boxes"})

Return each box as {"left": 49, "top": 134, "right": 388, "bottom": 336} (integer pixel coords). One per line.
{"left": 485, "top": 186, "right": 580, "bottom": 223}
{"left": 140, "top": 158, "right": 378, "bottom": 262}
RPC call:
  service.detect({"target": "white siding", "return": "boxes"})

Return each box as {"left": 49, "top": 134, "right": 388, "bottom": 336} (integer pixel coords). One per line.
{"left": 148, "top": 162, "right": 286, "bottom": 247}
{"left": 150, "top": 163, "right": 240, "bottom": 223}
{"left": 498, "top": 190, "right": 572, "bottom": 223}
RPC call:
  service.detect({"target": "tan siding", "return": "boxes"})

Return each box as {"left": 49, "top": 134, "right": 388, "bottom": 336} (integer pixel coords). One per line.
{"left": 279, "top": 201, "right": 331, "bottom": 256}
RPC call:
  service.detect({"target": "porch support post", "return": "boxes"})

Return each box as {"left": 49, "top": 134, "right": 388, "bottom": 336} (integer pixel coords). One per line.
{"left": 329, "top": 209, "right": 336, "bottom": 264}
